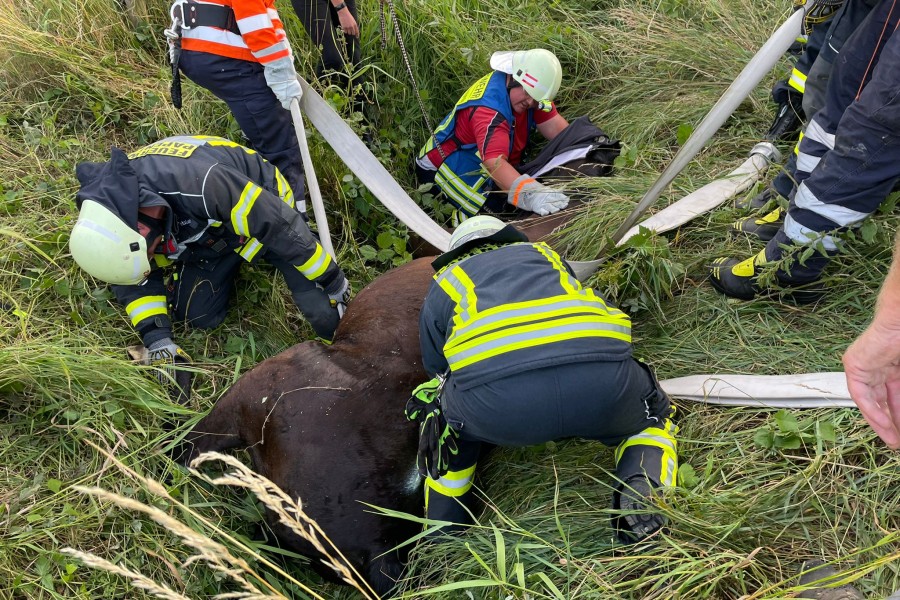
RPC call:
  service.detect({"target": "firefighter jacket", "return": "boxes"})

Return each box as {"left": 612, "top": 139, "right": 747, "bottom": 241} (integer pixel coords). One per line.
{"left": 419, "top": 242, "right": 633, "bottom": 391}
{"left": 180, "top": 0, "right": 291, "bottom": 65}
{"left": 417, "top": 71, "right": 537, "bottom": 218}
{"left": 74, "top": 135, "right": 343, "bottom": 344}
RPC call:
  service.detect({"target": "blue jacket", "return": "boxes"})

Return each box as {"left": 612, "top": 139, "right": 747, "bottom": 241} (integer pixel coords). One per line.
{"left": 418, "top": 72, "right": 536, "bottom": 218}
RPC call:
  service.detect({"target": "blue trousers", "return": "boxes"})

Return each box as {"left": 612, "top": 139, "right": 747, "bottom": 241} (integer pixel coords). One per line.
{"left": 770, "top": 0, "right": 880, "bottom": 200}
{"left": 178, "top": 51, "right": 306, "bottom": 203}
{"left": 767, "top": 0, "right": 900, "bottom": 283}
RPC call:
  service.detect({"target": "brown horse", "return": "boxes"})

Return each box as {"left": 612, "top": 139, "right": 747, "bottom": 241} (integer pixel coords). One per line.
{"left": 181, "top": 215, "right": 578, "bottom": 594}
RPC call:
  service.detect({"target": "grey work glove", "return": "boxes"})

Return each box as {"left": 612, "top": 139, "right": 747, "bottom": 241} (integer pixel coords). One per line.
{"left": 327, "top": 277, "right": 352, "bottom": 319}
{"left": 147, "top": 337, "right": 193, "bottom": 405}
{"left": 263, "top": 55, "right": 303, "bottom": 110}
{"left": 507, "top": 173, "right": 570, "bottom": 216}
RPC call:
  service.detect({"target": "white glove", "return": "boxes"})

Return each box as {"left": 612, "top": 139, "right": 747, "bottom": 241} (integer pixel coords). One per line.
{"left": 264, "top": 56, "right": 303, "bottom": 110}
{"left": 507, "top": 174, "right": 570, "bottom": 216}
{"left": 327, "top": 277, "right": 352, "bottom": 319}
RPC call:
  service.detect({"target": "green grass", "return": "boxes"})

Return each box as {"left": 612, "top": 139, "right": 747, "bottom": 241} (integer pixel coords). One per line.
{"left": 2, "top": 0, "right": 899, "bottom": 598}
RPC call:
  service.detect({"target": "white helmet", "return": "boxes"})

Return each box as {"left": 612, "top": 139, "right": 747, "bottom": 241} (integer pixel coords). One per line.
{"left": 490, "top": 48, "right": 562, "bottom": 104}
{"left": 448, "top": 215, "right": 507, "bottom": 251}
{"left": 69, "top": 199, "right": 151, "bottom": 285}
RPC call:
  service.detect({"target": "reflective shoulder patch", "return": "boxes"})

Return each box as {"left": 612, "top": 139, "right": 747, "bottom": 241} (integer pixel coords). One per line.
{"left": 128, "top": 140, "right": 200, "bottom": 159}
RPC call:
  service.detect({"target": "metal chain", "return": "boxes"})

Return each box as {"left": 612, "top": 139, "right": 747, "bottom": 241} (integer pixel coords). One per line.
{"left": 379, "top": 0, "right": 447, "bottom": 161}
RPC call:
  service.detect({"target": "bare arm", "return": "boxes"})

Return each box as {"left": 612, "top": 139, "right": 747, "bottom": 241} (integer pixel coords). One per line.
{"left": 482, "top": 156, "right": 523, "bottom": 192}
{"left": 843, "top": 231, "right": 900, "bottom": 449}
{"left": 537, "top": 113, "right": 569, "bottom": 141}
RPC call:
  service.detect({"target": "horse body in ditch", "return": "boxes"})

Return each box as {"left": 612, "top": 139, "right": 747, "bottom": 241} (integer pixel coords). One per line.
{"left": 182, "top": 213, "right": 578, "bottom": 594}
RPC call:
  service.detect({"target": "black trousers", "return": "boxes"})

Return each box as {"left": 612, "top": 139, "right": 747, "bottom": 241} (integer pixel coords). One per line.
{"left": 290, "top": 0, "right": 361, "bottom": 85}
{"left": 170, "top": 249, "right": 339, "bottom": 341}
{"left": 178, "top": 50, "right": 306, "bottom": 201}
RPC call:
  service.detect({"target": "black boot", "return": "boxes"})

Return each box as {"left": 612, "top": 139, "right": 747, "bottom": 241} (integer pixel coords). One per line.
{"left": 766, "top": 89, "right": 805, "bottom": 142}
{"left": 708, "top": 250, "right": 766, "bottom": 300}
{"left": 731, "top": 207, "right": 784, "bottom": 241}
{"left": 797, "top": 560, "right": 864, "bottom": 599}
{"left": 612, "top": 476, "right": 667, "bottom": 543}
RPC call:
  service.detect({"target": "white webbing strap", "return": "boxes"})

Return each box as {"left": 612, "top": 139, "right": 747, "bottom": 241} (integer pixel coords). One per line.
{"left": 297, "top": 77, "right": 451, "bottom": 252}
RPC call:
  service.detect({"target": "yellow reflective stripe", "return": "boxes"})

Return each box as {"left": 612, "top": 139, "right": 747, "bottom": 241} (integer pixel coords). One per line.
{"left": 237, "top": 237, "right": 263, "bottom": 262}
{"left": 231, "top": 183, "right": 262, "bottom": 236}
{"left": 793, "top": 131, "right": 804, "bottom": 156}
{"left": 435, "top": 164, "right": 486, "bottom": 215}
{"left": 788, "top": 67, "right": 807, "bottom": 93}
{"left": 445, "top": 317, "right": 632, "bottom": 371}
{"left": 295, "top": 243, "right": 332, "bottom": 279}
{"left": 275, "top": 169, "right": 295, "bottom": 209}
{"left": 445, "top": 296, "right": 631, "bottom": 350}
{"left": 437, "top": 264, "right": 478, "bottom": 325}
{"left": 533, "top": 242, "right": 581, "bottom": 295}
{"left": 125, "top": 296, "right": 167, "bottom": 326}
{"left": 424, "top": 465, "right": 475, "bottom": 498}
{"left": 616, "top": 419, "right": 679, "bottom": 487}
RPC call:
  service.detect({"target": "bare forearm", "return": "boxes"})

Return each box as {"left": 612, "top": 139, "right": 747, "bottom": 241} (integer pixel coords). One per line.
{"left": 482, "top": 157, "right": 522, "bottom": 191}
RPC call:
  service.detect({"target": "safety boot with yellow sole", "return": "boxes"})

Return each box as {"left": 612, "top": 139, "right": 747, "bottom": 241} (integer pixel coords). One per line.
{"left": 708, "top": 249, "right": 767, "bottom": 300}
{"left": 731, "top": 207, "right": 783, "bottom": 241}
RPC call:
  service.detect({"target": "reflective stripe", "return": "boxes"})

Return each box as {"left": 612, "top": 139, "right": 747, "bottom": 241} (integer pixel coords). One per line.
{"left": 296, "top": 243, "right": 332, "bottom": 279}
{"left": 125, "top": 296, "right": 167, "bottom": 326}
{"left": 231, "top": 182, "right": 262, "bottom": 235}
{"left": 275, "top": 169, "right": 295, "bottom": 209}
{"left": 424, "top": 465, "right": 475, "bottom": 498}
{"left": 236, "top": 13, "right": 272, "bottom": 33}
{"left": 804, "top": 118, "right": 835, "bottom": 150}
{"left": 438, "top": 243, "right": 632, "bottom": 371}
{"left": 796, "top": 150, "right": 822, "bottom": 174}
{"left": 445, "top": 296, "right": 630, "bottom": 350}
{"left": 793, "top": 183, "right": 868, "bottom": 229}
{"left": 793, "top": 130, "right": 804, "bottom": 156}
{"left": 435, "top": 164, "right": 486, "bottom": 216}
{"left": 446, "top": 318, "right": 632, "bottom": 370}
{"left": 237, "top": 237, "right": 263, "bottom": 262}
{"left": 788, "top": 67, "right": 807, "bottom": 93}
{"left": 251, "top": 40, "right": 290, "bottom": 62}
{"left": 784, "top": 213, "right": 837, "bottom": 249}
{"left": 616, "top": 419, "right": 679, "bottom": 487}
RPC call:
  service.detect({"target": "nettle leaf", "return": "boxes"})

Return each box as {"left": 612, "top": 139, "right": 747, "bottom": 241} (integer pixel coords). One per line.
{"left": 774, "top": 410, "right": 800, "bottom": 433}
{"left": 817, "top": 420, "right": 837, "bottom": 444}
{"left": 774, "top": 433, "right": 802, "bottom": 450}
{"left": 753, "top": 428, "right": 775, "bottom": 449}
{"left": 359, "top": 245, "right": 377, "bottom": 260}
{"left": 678, "top": 463, "right": 698, "bottom": 488}
{"left": 676, "top": 123, "right": 694, "bottom": 146}
{"left": 376, "top": 231, "right": 395, "bottom": 249}
{"left": 859, "top": 219, "right": 878, "bottom": 244}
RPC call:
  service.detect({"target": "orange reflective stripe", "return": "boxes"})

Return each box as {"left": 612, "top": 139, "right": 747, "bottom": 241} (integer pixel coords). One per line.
{"left": 510, "top": 177, "right": 537, "bottom": 207}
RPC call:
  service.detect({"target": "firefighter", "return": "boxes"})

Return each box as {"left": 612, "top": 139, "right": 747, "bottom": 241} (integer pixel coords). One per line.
{"left": 68, "top": 136, "right": 351, "bottom": 403}
{"left": 735, "top": 0, "right": 879, "bottom": 235}
{"left": 289, "top": 0, "right": 361, "bottom": 92}
{"left": 167, "top": 0, "right": 307, "bottom": 203}
{"left": 405, "top": 215, "right": 678, "bottom": 543}
{"left": 415, "top": 49, "right": 572, "bottom": 226}
{"left": 710, "top": 0, "right": 900, "bottom": 302}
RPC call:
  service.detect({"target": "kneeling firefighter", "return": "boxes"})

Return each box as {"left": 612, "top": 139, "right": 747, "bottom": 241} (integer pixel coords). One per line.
{"left": 69, "top": 135, "right": 351, "bottom": 404}
{"left": 405, "top": 215, "right": 678, "bottom": 542}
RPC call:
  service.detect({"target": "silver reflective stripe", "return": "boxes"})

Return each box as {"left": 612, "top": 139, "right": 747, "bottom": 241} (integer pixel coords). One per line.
{"left": 435, "top": 473, "right": 472, "bottom": 490}
{"left": 804, "top": 117, "right": 835, "bottom": 150}
{"left": 448, "top": 297, "right": 625, "bottom": 344}
{"left": 795, "top": 151, "right": 821, "bottom": 174}
{"left": 794, "top": 183, "right": 868, "bottom": 227}
{"left": 784, "top": 213, "right": 838, "bottom": 251}
{"left": 446, "top": 320, "right": 631, "bottom": 368}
